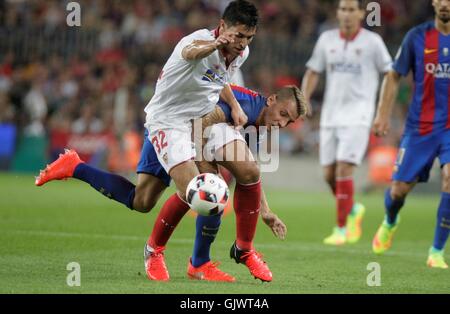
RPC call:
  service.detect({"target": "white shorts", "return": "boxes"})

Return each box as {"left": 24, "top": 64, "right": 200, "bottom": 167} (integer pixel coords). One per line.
{"left": 148, "top": 125, "right": 196, "bottom": 173}
{"left": 203, "top": 123, "right": 247, "bottom": 162}
{"left": 319, "top": 126, "right": 370, "bottom": 166}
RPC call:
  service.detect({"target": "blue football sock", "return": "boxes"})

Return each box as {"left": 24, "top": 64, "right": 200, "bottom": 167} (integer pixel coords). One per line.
{"left": 191, "top": 212, "right": 223, "bottom": 268}
{"left": 73, "top": 163, "right": 136, "bottom": 210}
{"left": 432, "top": 192, "right": 450, "bottom": 251}
{"left": 385, "top": 188, "right": 405, "bottom": 225}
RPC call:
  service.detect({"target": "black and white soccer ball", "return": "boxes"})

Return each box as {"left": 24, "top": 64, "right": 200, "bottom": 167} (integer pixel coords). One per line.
{"left": 186, "top": 173, "right": 229, "bottom": 216}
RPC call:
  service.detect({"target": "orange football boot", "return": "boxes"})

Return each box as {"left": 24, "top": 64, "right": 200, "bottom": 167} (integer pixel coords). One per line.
{"left": 144, "top": 244, "right": 169, "bottom": 281}
{"left": 187, "top": 258, "right": 235, "bottom": 282}
{"left": 230, "top": 242, "right": 273, "bottom": 282}
{"left": 35, "top": 149, "right": 84, "bottom": 186}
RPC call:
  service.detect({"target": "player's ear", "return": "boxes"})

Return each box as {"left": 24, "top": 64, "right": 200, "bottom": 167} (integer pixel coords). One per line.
{"left": 267, "top": 94, "right": 276, "bottom": 107}
{"left": 219, "top": 19, "right": 226, "bottom": 33}
{"left": 358, "top": 7, "right": 366, "bottom": 20}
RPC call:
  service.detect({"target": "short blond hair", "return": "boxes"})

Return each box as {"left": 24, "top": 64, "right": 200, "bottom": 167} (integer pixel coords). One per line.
{"left": 276, "top": 85, "right": 310, "bottom": 118}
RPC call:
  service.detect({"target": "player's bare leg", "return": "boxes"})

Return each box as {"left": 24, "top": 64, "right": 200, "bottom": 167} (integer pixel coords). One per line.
{"left": 133, "top": 173, "right": 167, "bottom": 213}
{"left": 373, "top": 180, "right": 415, "bottom": 254}
{"left": 427, "top": 164, "right": 450, "bottom": 268}
{"left": 216, "top": 140, "right": 272, "bottom": 282}
{"left": 323, "top": 163, "right": 337, "bottom": 195}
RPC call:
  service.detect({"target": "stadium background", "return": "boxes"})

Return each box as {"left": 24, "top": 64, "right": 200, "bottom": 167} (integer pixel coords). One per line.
{"left": 1, "top": 0, "right": 449, "bottom": 294}
{"left": 0, "top": 0, "right": 438, "bottom": 189}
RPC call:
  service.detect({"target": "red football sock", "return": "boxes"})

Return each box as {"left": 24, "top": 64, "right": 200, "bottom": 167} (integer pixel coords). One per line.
{"left": 147, "top": 193, "right": 190, "bottom": 249}
{"left": 336, "top": 177, "right": 354, "bottom": 228}
{"left": 234, "top": 180, "right": 261, "bottom": 251}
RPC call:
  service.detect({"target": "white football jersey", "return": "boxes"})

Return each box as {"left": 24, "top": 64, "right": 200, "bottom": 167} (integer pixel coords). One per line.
{"left": 144, "top": 29, "right": 249, "bottom": 131}
{"left": 306, "top": 28, "right": 392, "bottom": 128}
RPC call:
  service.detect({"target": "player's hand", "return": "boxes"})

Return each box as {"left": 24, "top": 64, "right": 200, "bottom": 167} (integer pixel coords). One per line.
{"left": 373, "top": 115, "right": 390, "bottom": 137}
{"left": 231, "top": 107, "right": 248, "bottom": 128}
{"left": 261, "top": 211, "right": 287, "bottom": 240}
{"left": 214, "top": 31, "right": 236, "bottom": 49}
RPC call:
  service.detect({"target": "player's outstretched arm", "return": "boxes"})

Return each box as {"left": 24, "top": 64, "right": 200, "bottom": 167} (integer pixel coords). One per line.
{"left": 220, "top": 84, "right": 248, "bottom": 127}
{"left": 260, "top": 188, "right": 287, "bottom": 240}
{"left": 181, "top": 31, "right": 237, "bottom": 61}
{"left": 373, "top": 70, "right": 401, "bottom": 137}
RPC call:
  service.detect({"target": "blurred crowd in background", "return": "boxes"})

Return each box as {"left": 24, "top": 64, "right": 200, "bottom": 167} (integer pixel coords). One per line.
{"left": 0, "top": 0, "right": 434, "bottom": 182}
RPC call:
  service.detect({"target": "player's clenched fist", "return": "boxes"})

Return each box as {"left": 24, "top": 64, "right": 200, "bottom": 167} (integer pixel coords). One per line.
{"left": 214, "top": 31, "right": 237, "bottom": 49}
{"left": 231, "top": 107, "right": 248, "bottom": 128}
{"left": 372, "top": 115, "right": 390, "bottom": 137}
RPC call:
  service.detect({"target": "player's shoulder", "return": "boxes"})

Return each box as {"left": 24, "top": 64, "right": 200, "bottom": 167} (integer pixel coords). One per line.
{"left": 360, "top": 28, "right": 383, "bottom": 40}
{"left": 183, "top": 28, "right": 214, "bottom": 41}
{"left": 360, "top": 28, "right": 386, "bottom": 46}
{"left": 318, "top": 29, "right": 340, "bottom": 41}
{"left": 403, "top": 21, "right": 435, "bottom": 42}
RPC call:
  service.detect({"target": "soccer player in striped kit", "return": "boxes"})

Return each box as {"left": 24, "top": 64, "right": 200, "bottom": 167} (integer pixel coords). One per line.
{"left": 372, "top": 0, "right": 450, "bottom": 269}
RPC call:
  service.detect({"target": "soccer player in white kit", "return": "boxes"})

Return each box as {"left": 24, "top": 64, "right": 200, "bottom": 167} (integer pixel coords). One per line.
{"left": 142, "top": 1, "right": 273, "bottom": 281}
{"left": 302, "top": 0, "right": 392, "bottom": 245}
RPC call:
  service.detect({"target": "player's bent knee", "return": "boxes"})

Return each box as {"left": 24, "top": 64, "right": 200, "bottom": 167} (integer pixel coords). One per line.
{"left": 324, "top": 173, "right": 335, "bottom": 186}
{"left": 133, "top": 194, "right": 158, "bottom": 213}
{"left": 442, "top": 175, "right": 450, "bottom": 193}
{"left": 235, "top": 162, "right": 260, "bottom": 185}
{"left": 391, "top": 182, "right": 410, "bottom": 200}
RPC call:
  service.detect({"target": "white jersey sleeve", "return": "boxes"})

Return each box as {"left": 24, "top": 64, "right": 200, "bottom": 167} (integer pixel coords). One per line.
{"left": 144, "top": 28, "right": 249, "bottom": 131}
{"left": 306, "top": 33, "right": 327, "bottom": 73}
{"left": 372, "top": 33, "right": 392, "bottom": 73}
{"left": 173, "top": 30, "right": 215, "bottom": 61}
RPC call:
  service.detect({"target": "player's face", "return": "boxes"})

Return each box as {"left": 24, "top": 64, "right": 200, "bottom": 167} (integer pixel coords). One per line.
{"left": 220, "top": 21, "right": 256, "bottom": 57}
{"left": 433, "top": 0, "right": 450, "bottom": 23}
{"left": 264, "top": 95, "right": 299, "bottom": 130}
{"left": 337, "top": 0, "right": 365, "bottom": 30}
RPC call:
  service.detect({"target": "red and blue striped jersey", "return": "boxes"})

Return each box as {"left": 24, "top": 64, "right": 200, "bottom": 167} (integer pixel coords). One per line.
{"left": 393, "top": 21, "right": 450, "bottom": 136}
{"left": 217, "top": 85, "right": 267, "bottom": 127}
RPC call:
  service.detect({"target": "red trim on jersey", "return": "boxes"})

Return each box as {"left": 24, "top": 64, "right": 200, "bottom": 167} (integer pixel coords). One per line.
{"left": 339, "top": 27, "right": 361, "bottom": 41}
{"left": 420, "top": 29, "right": 439, "bottom": 135}
{"left": 230, "top": 84, "right": 259, "bottom": 97}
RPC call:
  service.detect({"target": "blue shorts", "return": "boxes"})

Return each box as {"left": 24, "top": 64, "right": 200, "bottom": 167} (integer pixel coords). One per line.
{"left": 393, "top": 130, "right": 450, "bottom": 183}
{"left": 136, "top": 130, "right": 171, "bottom": 187}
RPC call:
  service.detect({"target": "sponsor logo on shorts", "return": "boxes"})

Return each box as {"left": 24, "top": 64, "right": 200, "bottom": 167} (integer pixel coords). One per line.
{"left": 396, "top": 148, "right": 405, "bottom": 166}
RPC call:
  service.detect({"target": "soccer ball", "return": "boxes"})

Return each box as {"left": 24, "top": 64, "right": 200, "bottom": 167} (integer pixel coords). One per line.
{"left": 186, "top": 173, "right": 230, "bottom": 216}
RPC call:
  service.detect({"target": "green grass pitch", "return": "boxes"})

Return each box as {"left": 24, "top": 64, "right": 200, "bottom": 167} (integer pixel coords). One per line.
{"left": 0, "top": 173, "right": 449, "bottom": 293}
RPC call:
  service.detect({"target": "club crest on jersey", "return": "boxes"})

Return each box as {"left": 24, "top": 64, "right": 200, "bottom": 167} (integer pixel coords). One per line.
{"left": 444, "top": 47, "right": 449, "bottom": 57}
{"left": 202, "top": 69, "right": 225, "bottom": 84}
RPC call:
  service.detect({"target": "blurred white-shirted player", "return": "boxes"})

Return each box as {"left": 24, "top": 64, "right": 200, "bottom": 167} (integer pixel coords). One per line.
{"left": 302, "top": 0, "right": 392, "bottom": 245}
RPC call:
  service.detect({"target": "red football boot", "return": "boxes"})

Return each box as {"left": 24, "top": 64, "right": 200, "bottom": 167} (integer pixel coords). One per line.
{"left": 35, "top": 149, "right": 84, "bottom": 186}
{"left": 144, "top": 244, "right": 169, "bottom": 281}
{"left": 230, "top": 242, "right": 273, "bottom": 282}
{"left": 187, "top": 258, "right": 235, "bottom": 282}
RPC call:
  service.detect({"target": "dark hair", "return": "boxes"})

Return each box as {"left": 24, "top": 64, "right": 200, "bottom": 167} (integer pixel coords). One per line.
{"left": 339, "top": 0, "right": 367, "bottom": 9}
{"left": 276, "top": 85, "right": 310, "bottom": 118}
{"left": 222, "top": 0, "right": 258, "bottom": 29}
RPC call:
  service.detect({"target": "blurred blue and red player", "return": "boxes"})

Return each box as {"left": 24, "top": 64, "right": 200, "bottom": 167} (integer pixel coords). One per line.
{"left": 36, "top": 84, "right": 308, "bottom": 281}
{"left": 372, "top": 0, "right": 450, "bottom": 268}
